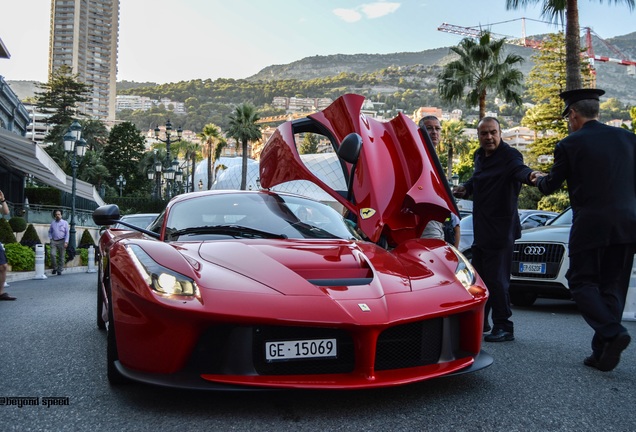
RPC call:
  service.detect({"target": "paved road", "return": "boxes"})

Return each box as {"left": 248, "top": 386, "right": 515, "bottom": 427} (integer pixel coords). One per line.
{"left": 1, "top": 273, "right": 636, "bottom": 431}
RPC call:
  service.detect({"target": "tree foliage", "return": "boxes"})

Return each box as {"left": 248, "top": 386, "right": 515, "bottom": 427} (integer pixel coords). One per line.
{"left": 299, "top": 133, "right": 320, "bottom": 154}
{"left": 438, "top": 31, "right": 525, "bottom": 119}
{"left": 102, "top": 122, "right": 148, "bottom": 196}
{"left": 34, "top": 65, "right": 92, "bottom": 128}
{"left": 227, "top": 104, "right": 262, "bottom": 190}
{"left": 439, "top": 120, "right": 470, "bottom": 178}
{"left": 198, "top": 124, "right": 225, "bottom": 190}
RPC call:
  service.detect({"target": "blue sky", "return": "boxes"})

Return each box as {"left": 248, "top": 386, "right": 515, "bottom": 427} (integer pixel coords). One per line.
{"left": 2, "top": 0, "right": 636, "bottom": 84}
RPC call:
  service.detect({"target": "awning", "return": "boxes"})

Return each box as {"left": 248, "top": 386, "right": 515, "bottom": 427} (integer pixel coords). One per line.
{"left": 0, "top": 128, "right": 105, "bottom": 206}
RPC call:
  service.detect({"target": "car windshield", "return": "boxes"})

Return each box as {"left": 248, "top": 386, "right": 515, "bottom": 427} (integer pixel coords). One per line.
{"left": 164, "top": 193, "right": 362, "bottom": 241}
{"left": 114, "top": 214, "right": 158, "bottom": 229}
{"left": 547, "top": 208, "right": 573, "bottom": 226}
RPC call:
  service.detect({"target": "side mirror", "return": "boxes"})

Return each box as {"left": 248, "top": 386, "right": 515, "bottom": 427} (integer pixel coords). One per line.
{"left": 338, "top": 133, "right": 362, "bottom": 164}
{"left": 337, "top": 133, "right": 363, "bottom": 202}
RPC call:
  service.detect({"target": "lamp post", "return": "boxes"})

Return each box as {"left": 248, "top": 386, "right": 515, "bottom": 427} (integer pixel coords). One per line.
{"left": 450, "top": 174, "right": 460, "bottom": 187}
{"left": 116, "top": 174, "right": 126, "bottom": 197}
{"left": 153, "top": 120, "right": 182, "bottom": 199}
{"left": 63, "top": 120, "right": 87, "bottom": 251}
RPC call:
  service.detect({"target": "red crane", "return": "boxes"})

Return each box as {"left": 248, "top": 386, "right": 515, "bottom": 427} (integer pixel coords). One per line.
{"left": 438, "top": 18, "right": 636, "bottom": 77}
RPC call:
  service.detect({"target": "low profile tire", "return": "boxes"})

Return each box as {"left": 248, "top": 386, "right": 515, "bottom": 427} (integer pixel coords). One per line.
{"left": 96, "top": 273, "right": 106, "bottom": 330}
{"left": 106, "top": 287, "right": 130, "bottom": 385}
{"left": 510, "top": 291, "right": 538, "bottom": 307}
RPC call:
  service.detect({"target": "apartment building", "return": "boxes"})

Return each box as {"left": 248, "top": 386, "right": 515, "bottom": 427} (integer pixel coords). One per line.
{"left": 49, "top": 0, "right": 119, "bottom": 122}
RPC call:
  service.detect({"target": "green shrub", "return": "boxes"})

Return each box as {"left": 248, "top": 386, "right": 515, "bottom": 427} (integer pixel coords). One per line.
{"left": 538, "top": 191, "right": 570, "bottom": 213}
{"left": 5, "top": 243, "right": 35, "bottom": 271}
{"left": 9, "top": 217, "right": 27, "bottom": 234}
{"left": 20, "top": 224, "right": 42, "bottom": 248}
{"left": 78, "top": 229, "right": 95, "bottom": 249}
{"left": 0, "top": 218, "right": 17, "bottom": 244}
{"left": 79, "top": 247, "right": 89, "bottom": 266}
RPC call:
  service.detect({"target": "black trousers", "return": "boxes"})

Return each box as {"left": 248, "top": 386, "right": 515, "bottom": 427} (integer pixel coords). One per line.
{"left": 472, "top": 243, "right": 514, "bottom": 333}
{"left": 567, "top": 243, "right": 635, "bottom": 356}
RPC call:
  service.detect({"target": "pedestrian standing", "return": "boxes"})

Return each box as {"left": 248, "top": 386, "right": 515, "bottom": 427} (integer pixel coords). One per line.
{"left": 419, "top": 115, "right": 461, "bottom": 248}
{"left": 534, "top": 88, "right": 636, "bottom": 371}
{"left": 0, "top": 190, "right": 15, "bottom": 301}
{"left": 48, "top": 210, "right": 69, "bottom": 275}
{"left": 453, "top": 117, "right": 538, "bottom": 342}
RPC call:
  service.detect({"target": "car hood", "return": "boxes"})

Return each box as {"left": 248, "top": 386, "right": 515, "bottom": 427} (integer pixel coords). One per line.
{"left": 196, "top": 239, "right": 447, "bottom": 299}
{"left": 518, "top": 225, "right": 571, "bottom": 243}
{"left": 259, "top": 94, "right": 457, "bottom": 246}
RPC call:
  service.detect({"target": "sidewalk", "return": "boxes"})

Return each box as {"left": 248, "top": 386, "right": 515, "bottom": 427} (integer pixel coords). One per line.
{"left": 6, "top": 266, "right": 91, "bottom": 283}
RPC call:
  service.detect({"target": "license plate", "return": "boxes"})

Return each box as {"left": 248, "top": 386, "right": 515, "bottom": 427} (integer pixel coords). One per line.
{"left": 265, "top": 338, "right": 337, "bottom": 362}
{"left": 519, "top": 262, "right": 546, "bottom": 274}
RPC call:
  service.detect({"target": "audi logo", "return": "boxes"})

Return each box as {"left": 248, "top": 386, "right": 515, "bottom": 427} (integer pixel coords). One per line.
{"left": 524, "top": 246, "right": 546, "bottom": 255}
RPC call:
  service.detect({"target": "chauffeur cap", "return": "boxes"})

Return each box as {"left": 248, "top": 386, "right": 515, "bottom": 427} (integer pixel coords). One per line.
{"left": 560, "top": 88, "right": 605, "bottom": 116}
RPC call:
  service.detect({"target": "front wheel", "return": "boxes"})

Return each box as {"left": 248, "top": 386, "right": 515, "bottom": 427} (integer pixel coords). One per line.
{"left": 96, "top": 272, "right": 106, "bottom": 330}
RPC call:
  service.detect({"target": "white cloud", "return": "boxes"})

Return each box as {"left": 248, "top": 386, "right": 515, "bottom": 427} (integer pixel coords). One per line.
{"left": 361, "top": 2, "right": 401, "bottom": 19}
{"left": 333, "top": 8, "right": 362, "bottom": 23}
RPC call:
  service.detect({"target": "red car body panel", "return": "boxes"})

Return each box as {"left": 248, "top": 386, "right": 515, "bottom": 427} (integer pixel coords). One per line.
{"left": 260, "top": 93, "right": 457, "bottom": 245}
{"left": 95, "top": 94, "right": 490, "bottom": 390}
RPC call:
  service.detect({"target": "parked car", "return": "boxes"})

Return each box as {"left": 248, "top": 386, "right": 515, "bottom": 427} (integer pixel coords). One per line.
{"left": 92, "top": 94, "right": 492, "bottom": 390}
{"left": 113, "top": 213, "right": 159, "bottom": 230}
{"left": 458, "top": 210, "right": 558, "bottom": 260}
{"left": 510, "top": 207, "right": 573, "bottom": 306}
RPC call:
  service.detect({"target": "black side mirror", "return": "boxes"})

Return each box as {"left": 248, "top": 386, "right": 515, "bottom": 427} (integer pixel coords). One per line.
{"left": 337, "top": 133, "right": 363, "bottom": 202}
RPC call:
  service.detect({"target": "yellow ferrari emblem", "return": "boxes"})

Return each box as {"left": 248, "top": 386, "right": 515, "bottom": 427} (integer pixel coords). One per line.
{"left": 360, "top": 208, "right": 376, "bottom": 219}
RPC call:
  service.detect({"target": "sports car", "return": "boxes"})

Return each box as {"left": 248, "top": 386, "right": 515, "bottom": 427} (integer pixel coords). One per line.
{"left": 93, "top": 94, "right": 492, "bottom": 390}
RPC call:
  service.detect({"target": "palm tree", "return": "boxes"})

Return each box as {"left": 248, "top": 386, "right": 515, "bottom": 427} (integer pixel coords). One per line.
{"left": 440, "top": 120, "right": 470, "bottom": 179}
{"left": 227, "top": 104, "right": 262, "bottom": 190}
{"left": 505, "top": 0, "right": 634, "bottom": 91}
{"left": 198, "top": 123, "right": 224, "bottom": 190}
{"left": 438, "top": 31, "right": 525, "bottom": 119}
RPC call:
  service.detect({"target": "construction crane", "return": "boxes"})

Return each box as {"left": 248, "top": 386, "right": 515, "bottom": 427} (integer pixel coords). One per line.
{"left": 584, "top": 27, "right": 636, "bottom": 76}
{"left": 438, "top": 18, "right": 636, "bottom": 77}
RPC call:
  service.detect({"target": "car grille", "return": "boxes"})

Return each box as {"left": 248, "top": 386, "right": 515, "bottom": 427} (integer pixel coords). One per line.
{"left": 189, "top": 319, "right": 446, "bottom": 377}
{"left": 511, "top": 243, "right": 566, "bottom": 279}
{"left": 375, "top": 318, "right": 443, "bottom": 370}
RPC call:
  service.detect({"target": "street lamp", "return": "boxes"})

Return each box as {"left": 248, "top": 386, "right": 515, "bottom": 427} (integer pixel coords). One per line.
{"left": 116, "top": 174, "right": 126, "bottom": 197}
{"left": 153, "top": 120, "right": 182, "bottom": 199}
{"left": 63, "top": 120, "right": 87, "bottom": 251}
{"left": 450, "top": 174, "right": 460, "bottom": 187}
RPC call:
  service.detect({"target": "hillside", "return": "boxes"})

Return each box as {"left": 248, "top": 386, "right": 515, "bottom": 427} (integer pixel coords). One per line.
{"left": 247, "top": 32, "right": 636, "bottom": 104}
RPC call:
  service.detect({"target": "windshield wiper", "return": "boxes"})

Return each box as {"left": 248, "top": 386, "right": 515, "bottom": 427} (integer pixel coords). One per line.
{"left": 168, "top": 225, "right": 287, "bottom": 240}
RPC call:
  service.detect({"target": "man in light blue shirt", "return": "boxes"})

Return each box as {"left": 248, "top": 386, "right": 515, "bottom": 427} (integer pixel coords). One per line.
{"left": 48, "top": 210, "right": 69, "bottom": 275}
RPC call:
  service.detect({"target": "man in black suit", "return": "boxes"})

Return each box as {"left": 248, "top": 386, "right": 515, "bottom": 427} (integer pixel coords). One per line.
{"left": 535, "top": 88, "right": 636, "bottom": 371}
{"left": 453, "top": 117, "right": 537, "bottom": 342}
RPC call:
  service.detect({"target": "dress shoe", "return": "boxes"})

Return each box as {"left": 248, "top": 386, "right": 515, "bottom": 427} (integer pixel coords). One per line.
{"left": 597, "top": 332, "right": 631, "bottom": 372}
{"left": 583, "top": 354, "right": 600, "bottom": 369}
{"left": 52, "top": 270, "right": 57, "bottom": 275}
{"left": 484, "top": 328, "right": 514, "bottom": 342}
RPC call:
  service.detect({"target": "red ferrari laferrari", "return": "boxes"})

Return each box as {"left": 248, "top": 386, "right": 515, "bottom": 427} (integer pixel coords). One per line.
{"left": 93, "top": 94, "right": 491, "bottom": 390}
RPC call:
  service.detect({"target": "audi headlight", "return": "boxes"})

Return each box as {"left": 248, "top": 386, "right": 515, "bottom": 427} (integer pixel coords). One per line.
{"left": 126, "top": 244, "right": 198, "bottom": 296}
{"left": 448, "top": 244, "right": 476, "bottom": 291}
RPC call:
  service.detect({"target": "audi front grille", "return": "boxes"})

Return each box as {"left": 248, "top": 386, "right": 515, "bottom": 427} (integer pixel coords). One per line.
{"left": 511, "top": 243, "right": 566, "bottom": 279}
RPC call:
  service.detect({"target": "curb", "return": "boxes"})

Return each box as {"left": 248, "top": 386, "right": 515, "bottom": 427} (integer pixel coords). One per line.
{"left": 6, "top": 266, "right": 92, "bottom": 283}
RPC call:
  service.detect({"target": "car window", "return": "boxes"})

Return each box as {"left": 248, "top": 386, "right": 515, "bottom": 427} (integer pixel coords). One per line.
{"left": 164, "top": 193, "right": 361, "bottom": 241}
{"left": 522, "top": 214, "right": 554, "bottom": 229}
{"left": 547, "top": 208, "right": 572, "bottom": 226}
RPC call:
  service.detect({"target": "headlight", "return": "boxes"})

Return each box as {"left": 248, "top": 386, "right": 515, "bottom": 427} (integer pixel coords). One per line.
{"left": 126, "top": 244, "right": 198, "bottom": 296}
{"left": 448, "top": 244, "right": 476, "bottom": 291}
